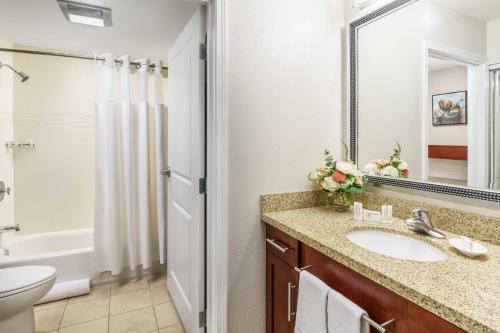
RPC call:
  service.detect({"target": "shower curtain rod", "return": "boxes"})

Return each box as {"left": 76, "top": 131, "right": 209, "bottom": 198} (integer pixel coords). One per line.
{"left": 0, "top": 47, "right": 168, "bottom": 72}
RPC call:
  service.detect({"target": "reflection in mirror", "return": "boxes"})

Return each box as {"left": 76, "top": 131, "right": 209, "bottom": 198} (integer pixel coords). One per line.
{"left": 356, "top": 0, "right": 500, "bottom": 191}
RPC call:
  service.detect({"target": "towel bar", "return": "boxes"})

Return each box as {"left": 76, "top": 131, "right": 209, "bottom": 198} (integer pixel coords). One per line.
{"left": 362, "top": 315, "right": 395, "bottom": 333}
{"left": 294, "top": 265, "right": 395, "bottom": 332}
{"left": 294, "top": 265, "right": 312, "bottom": 273}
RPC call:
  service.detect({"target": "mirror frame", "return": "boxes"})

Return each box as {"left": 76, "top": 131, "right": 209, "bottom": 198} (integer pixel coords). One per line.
{"left": 349, "top": 0, "right": 500, "bottom": 202}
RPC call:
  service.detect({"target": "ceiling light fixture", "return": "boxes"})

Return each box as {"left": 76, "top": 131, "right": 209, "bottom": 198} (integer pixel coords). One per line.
{"left": 57, "top": 0, "right": 112, "bottom": 27}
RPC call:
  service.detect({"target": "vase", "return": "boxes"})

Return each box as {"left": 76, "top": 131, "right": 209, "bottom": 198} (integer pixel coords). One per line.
{"left": 327, "top": 191, "right": 352, "bottom": 212}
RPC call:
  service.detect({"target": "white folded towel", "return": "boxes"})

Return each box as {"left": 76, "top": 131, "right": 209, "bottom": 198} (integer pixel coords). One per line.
{"left": 327, "top": 289, "right": 369, "bottom": 333}
{"left": 294, "top": 271, "right": 329, "bottom": 333}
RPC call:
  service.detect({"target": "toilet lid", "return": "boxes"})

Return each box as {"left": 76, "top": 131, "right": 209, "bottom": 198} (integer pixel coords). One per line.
{"left": 0, "top": 266, "right": 56, "bottom": 294}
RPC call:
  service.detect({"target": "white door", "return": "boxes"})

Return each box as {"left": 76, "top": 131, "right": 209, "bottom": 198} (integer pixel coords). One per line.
{"left": 167, "top": 6, "right": 206, "bottom": 333}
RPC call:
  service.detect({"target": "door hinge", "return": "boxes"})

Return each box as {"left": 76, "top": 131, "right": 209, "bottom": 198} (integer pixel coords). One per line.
{"left": 199, "top": 310, "right": 207, "bottom": 328}
{"left": 199, "top": 43, "right": 207, "bottom": 60}
{"left": 199, "top": 178, "right": 206, "bottom": 194}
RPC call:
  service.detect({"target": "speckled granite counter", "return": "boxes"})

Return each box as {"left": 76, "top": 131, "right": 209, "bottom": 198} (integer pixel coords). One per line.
{"left": 261, "top": 205, "right": 500, "bottom": 333}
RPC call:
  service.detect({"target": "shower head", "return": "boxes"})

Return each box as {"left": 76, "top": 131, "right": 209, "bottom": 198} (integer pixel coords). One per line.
{"left": 0, "top": 62, "right": 29, "bottom": 82}
{"left": 17, "top": 71, "right": 29, "bottom": 82}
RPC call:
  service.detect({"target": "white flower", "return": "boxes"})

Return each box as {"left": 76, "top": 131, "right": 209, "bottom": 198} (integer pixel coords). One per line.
{"left": 397, "top": 160, "right": 408, "bottom": 171}
{"left": 381, "top": 165, "right": 399, "bottom": 178}
{"left": 336, "top": 161, "right": 354, "bottom": 175}
{"left": 362, "top": 162, "right": 379, "bottom": 175}
{"left": 308, "top": 171, "right": 320, "bottom": 181}
{"left": 321, "top": 176, "right": 339, "bottom": 192}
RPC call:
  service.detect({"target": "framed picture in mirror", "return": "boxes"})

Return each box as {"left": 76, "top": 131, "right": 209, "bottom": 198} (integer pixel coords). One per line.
{"left": 432, "top": 91, "right": 467, "bottom": 126}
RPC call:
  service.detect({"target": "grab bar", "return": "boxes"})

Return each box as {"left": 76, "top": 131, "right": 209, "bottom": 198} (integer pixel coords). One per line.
{"left": 294, "top": 265, "right": 395, "bottom": 332}
{"left": 6, "top": 140, "right": 35, "bottom": 150}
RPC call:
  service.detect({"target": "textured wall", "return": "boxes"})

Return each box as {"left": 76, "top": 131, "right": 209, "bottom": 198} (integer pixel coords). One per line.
{"left": 227, "top": 0, "right": 344, "bottom": 331}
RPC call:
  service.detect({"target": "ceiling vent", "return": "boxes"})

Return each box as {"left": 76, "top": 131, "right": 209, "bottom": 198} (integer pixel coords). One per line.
{"left": 57, "top": 0, "right": 112, "bottom": 27}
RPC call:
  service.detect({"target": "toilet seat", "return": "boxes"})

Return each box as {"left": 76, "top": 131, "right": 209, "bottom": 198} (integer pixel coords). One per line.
{"left": 0, "top": 266, "right": 56, "bottom": 298}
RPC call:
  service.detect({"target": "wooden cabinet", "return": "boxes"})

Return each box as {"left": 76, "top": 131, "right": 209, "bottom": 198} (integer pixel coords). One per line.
{"left": 266, "top": 225, "right": 298, "bottom": 333}
{"left": 265, "top": 224, "right": 466, "bottom": 333}
{"left": 266, "top": 251, "right": 298, "bottom": 333}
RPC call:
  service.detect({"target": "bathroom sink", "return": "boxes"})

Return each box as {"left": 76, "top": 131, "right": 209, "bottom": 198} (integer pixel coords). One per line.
{"left": 346, "top": 230, "right": 448, "bottom": 262}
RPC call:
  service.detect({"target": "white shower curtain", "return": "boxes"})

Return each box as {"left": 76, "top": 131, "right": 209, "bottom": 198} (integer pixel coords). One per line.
{"left": 94, "top": 54, "right": 166, "bottom": 275}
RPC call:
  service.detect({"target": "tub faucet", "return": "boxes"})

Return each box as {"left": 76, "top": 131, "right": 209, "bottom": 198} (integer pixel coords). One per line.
{"left": 0, "top": 224, "right": 19, "bottom": 256}
{"left": 0, "top": 224, "right": 20, "bottom": 233}
{"left": 405, "top": 209, "right": 445, "bottom": 239}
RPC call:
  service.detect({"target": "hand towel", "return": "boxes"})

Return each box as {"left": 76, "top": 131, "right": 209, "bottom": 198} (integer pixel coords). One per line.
{"left": 327, "top": 288, "right": 370, "bottom": 333}
{"left": 294, "top": 271, "right": 329, "bottom": 333}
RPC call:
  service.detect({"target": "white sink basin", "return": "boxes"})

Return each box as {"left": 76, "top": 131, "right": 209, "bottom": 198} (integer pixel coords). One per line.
{"left": 346, "top": 230, "right": 448, "bottom": 262}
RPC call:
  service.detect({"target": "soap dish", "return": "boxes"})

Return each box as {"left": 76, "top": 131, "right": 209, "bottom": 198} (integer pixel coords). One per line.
{"left": 448, "top": 236, "right": 487, "bottom": 257}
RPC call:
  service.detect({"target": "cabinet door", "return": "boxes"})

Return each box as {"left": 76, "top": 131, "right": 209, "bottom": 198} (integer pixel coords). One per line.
{"left": 266, "top": 251, "right": 298, "bottom": 333}
{"left": 300, "top": 244, "right": 405, "bottom": 333}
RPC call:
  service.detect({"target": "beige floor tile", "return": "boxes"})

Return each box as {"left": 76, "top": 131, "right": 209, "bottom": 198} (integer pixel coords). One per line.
{"left": 68, "top": 285, "right": 111, "bottom": 305}
{"left": 58, "top": 317, "right": 109, "bottom": 333}
{"left": 111, "top": 278, "right": 149, "bottom": 295}
{"left": 60, "top": 299, "right": 109, "bottom": 328}
{"left": 149, "top": 278, "right": 171, "bottom": 305}
{"left": 110, "top": 288, "right": 153, "bottom": 315}
{"left": 154, "top": 302, "right": 181, "bottom": 329}
{"left": 159, "top": 324, "right": 185, "bottom": 333}
{"left": 35, "top": 298, "right": 68, "bottom": 311}
{"left": 34, "top": 305, "right": 65, "bottom": 332}
{"left": 148, "top": 275, "right": 167, "bottom": 289}
{"left": 109, "top": 307, "right": 158, "bottom": 333}
{"left": 151, "top": 287, "right": 171, "bottom": 305}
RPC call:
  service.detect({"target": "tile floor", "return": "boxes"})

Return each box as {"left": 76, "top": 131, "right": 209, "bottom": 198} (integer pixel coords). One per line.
{"left": 34, "top": 275, "right": 185, "bottom": 333}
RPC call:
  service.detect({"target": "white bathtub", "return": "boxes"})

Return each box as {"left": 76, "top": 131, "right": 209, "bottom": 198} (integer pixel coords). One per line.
{"left": 0, "top": 228, "right": 94, "bottom": 302}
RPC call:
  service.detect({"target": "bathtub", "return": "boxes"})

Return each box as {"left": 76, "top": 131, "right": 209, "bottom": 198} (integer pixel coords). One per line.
{"left": 0, "top": 228, "right": 94, "bottom": 302}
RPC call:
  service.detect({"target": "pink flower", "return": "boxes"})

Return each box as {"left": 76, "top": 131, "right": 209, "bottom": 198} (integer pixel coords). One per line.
{"left": 332, "top": 171, "right": 347, "bottom": 183}
{"left": 402, "top": 169, "right": 410, "bottom": 178}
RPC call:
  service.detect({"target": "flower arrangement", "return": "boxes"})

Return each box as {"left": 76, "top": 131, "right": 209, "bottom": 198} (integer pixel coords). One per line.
{"left": 308, "top": 143, "right": 364, "bottom": 211}
{"left": 362, "top": 142, "right": 409, "bottom": 178}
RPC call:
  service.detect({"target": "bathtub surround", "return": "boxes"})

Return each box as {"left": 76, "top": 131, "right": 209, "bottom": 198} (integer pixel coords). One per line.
{"left": 0, "top": 36, "right": 15, "bottom": 228}
{"left": 94, "top": 54, "right": 166, "bottom": 276}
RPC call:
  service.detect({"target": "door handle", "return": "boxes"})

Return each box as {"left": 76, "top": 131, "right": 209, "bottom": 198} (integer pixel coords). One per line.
{"left": 265, "top": 238, "right": 289, "bottom": 253}
{"left": 287, "top": 282, "right": 296, "bottom": 322}
{"left": 161, "top": 167, "right": 171, "bottom": 178}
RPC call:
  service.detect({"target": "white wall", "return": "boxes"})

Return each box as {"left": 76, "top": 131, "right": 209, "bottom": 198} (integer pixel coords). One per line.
{"left": 487, "top": 18, "right": 500, "bottom": 64}
{"left": 0, "top": 37, "right": 15, "bottom": 228}
{"left": 356, "top": 0, "right": 486, "bottom": 179}
{"left": 428, "top": 65, "right": 468, "bottom": 182}
{"left": 227, "top": 0, "right": 344, "bottom": 331}
{"left": 12, "top": 47, "right": 96, "bottom": 234}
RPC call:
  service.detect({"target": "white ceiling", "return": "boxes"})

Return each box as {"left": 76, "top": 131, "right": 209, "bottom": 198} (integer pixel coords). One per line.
{"left": 431, "top": 0, "right": 500, "bottom": 22}
{"left": 0, "top": 0, "right": 200, "bottom": 61}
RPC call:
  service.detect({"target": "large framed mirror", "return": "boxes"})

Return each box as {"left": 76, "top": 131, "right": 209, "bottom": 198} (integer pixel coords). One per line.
{"left": 350, "top": 0, "right": 500, "bottom": 201}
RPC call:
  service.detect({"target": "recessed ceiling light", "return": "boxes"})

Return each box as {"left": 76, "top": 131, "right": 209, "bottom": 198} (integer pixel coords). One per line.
{"left": 57, "top": 0, "right": 112, "bottom": 27}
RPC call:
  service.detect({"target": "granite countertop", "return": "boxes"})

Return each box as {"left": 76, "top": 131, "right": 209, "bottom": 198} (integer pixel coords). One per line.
{"left": 262, "top": 206, "right": 500, "bottom": 333}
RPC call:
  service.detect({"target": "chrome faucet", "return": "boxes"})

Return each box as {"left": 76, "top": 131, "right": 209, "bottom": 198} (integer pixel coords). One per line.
{"left": 0, "top": 224, "right": 20, "bottom": 234}
{"left": 0, "top": 224, "right": 20, "bottom": 256}
{"left": 405, "top": 209, "right": 445, "bottom": 239}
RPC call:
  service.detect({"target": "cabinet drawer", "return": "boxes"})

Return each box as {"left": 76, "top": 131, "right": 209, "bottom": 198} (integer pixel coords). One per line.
{"left": 266, "top": 225, "right": 298, "bottom": 268}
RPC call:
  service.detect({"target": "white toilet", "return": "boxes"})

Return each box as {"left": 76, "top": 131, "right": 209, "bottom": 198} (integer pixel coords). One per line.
{"left": 0, "top": 266, "right": 56, "bottom": 333}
